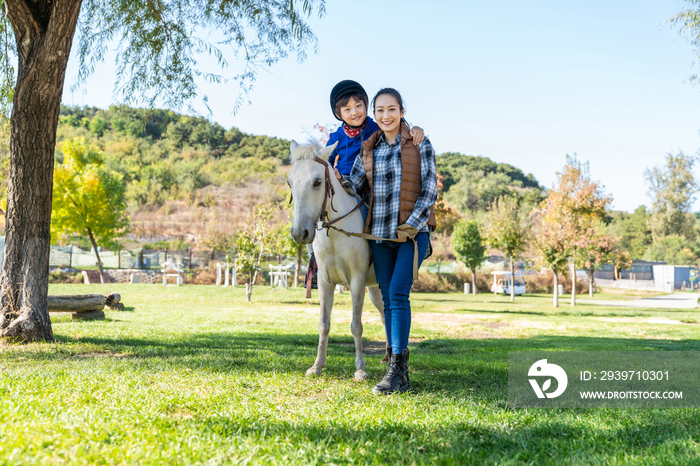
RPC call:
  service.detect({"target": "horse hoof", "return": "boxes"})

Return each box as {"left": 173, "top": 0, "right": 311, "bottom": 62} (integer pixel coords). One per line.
{"left": 354, "top": 370, "right": 369, "bottom": 381}
{"left": 306, "top": 368, "right": 322, "bottom": 377}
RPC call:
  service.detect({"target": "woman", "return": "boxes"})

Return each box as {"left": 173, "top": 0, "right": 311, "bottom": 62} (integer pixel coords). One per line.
{"left": 338, "top": 88, "right": 437, "bottom": 394}
{"left": 305, "top": 81, "right": 424, "bottom": 295}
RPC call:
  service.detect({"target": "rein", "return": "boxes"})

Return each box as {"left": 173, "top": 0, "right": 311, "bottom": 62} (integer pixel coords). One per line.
{"left": 311, "top": 156, "right": 420, "bottom": 280}
{"left": 314, "top": 156, "right": 338, "bottom": 226}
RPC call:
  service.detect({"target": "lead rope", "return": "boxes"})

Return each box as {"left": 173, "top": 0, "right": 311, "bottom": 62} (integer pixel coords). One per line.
{"left": 322, "top": 225, "right": 420, "bottom": 280}
{"left": 314, "top": 156, "right": 421, "bottom": 280}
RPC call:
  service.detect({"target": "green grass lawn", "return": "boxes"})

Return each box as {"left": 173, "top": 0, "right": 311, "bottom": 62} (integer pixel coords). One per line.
{"left": 1, "top": 285, "right": 700, "bottom": 465}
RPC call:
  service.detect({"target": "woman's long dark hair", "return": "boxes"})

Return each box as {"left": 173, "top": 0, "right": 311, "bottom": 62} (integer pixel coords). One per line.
{"left": 372, "top": 88, "right": 409, "bottom": 126}
{"left": 371, "top": 88, "right": 404, "bottom": 112}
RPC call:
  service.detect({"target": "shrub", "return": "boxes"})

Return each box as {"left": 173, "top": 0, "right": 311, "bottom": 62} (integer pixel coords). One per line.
{"left": 184, "top": 268, "right": 217, "bottom": 285}
{"left": 49, "top": 270, "right": 83, "bottom": 284}
{"left": 412, "top": 270, "right": 588, "bottom": 294}
{"left": 524, "top": 271, "right": 588, "bottom": 294}
{"left": 412, "top": 270, "right": 491, "bottom": 293}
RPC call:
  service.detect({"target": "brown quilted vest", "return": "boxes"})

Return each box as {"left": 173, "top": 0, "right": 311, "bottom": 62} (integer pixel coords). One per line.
{"left": 360, "top": 122, "right": 437, "bottom": 235}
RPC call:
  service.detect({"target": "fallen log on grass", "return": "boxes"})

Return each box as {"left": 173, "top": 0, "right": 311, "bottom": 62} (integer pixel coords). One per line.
{"left": 104, "top": 293, "right": 121, "bottom": 307}
{"left": 48, "top": 292, "right": 124, "bottom": 320}
{"left": 48, "top": 294, "right": 106, "bottom": 312}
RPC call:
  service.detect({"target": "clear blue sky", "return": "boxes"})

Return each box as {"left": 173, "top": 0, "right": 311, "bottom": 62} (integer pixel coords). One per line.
{"left": 64, "top": 0, "right": 700, "bottom": 213}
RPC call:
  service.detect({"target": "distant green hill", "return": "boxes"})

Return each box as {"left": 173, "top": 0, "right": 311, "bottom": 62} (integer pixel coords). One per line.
{"left": 56, "top": 105, "right": 545, "bottom": 214}
{"left": 436, "top": 152, "right": 544, "bottom": 213}
{"left": 57, "top": 105, "right": 291, "bottom": 208}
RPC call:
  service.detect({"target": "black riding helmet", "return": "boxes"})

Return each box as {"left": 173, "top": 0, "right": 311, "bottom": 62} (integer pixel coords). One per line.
{"left": 329, "top": 80, "right": 368, "bottom": 125}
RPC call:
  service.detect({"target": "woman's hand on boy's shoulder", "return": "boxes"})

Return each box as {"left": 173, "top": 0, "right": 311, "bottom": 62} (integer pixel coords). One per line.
{"left": 410, "top": 126, "right": 425, "bottom": 145}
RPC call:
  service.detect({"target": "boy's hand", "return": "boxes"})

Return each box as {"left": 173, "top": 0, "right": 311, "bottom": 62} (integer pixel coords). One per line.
{"left": 410, "top": 126, "right": 425, "bottom": 145}
{"left": 334, "top": 168, "right": 342, "bottom": 180}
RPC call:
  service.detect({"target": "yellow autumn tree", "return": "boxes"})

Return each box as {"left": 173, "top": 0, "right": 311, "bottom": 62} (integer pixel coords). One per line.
{"left": 534, "top": 156, "right": 611, "bottom": 307}
{"left": 51, "top": 138, "right": 130, "bottom": 283}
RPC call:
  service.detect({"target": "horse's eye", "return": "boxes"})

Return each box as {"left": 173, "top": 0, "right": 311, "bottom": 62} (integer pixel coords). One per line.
{"left": 313, "top": 178, "right": 322, "bottom": 187}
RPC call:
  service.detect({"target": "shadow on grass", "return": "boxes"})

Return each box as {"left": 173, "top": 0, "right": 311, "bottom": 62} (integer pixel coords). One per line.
{"left": 186, "top": 406, "right": 700, "bottom": 464}
{"left": 3, "top": 331, "right": 700, "bottom": 462}
{"left": 3, "top": 331, "right": 699, "bottom": 401}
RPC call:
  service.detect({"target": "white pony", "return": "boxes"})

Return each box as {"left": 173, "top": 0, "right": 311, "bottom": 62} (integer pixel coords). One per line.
{"left": 288, "top": 140, "right": 385, "bottom": 381}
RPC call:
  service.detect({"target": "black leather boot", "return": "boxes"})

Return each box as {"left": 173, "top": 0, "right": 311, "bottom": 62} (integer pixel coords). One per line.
{"left": 372, "top": 349, "right": 410, "bottom": 395}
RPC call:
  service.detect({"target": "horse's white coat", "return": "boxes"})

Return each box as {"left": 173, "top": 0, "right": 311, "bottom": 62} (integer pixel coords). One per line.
{"left": 288, "top": 140, "right": 385, "bottom": 381}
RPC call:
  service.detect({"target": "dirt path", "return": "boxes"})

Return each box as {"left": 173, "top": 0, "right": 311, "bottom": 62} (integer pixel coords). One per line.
{"left": 584, "top": 292, "right": 698, "bottom": 310}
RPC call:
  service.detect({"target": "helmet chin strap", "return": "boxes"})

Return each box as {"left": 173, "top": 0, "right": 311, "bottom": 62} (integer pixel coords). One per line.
{"left": 343, "top": 117, "right": 367, "bottom": 130}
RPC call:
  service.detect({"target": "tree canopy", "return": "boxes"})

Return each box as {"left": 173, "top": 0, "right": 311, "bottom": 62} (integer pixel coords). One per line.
{"left": 606, "top": 206, "right": 653, "bottom": 260}
{"left": 669, "top": 1, "right": 700, "bottom": 86}
{"left": 51, "top": 138, "right": 129, "bottom": 282}
{"left": 0, "top": 0, "right": 328, "bottom": 112}
{"left": 484, "top": 195, "right": 529, "bottom": 302}
{"left": 57, "top": 105, "right": 292, "bottom": 209}
{"left": 237, "top": 203, "right": 274, "bottom": 302}
{"left": 451, "top": 219, "right": 486, "bottom": 295}
{"left": 532, "top": 156, "right": 611, "bottom": 306}
{"left": 437, "top": 152, "right": 544, "bottom": 214}
{"left": 0, "top": 0, "right": 326, "bottom": 342}
{"left": 645, "top": 151, "right": 699, "bottom": 242}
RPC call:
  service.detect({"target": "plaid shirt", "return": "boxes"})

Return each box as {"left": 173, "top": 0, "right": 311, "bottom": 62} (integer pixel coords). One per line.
{"left": 344, "top": 134, "right": 438, "bottom": 241}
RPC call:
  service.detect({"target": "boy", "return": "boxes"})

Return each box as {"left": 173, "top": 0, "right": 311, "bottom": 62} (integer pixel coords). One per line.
{"left": 327, "top": 80, "right": 423, "bottom": 176}
{"left": 305, "top": 80, "right": 424, "bottom": 295}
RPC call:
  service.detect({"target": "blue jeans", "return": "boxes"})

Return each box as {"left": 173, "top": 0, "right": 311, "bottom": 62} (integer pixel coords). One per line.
{"left": 370, "top": 232, "right": 430, "bottom": 353}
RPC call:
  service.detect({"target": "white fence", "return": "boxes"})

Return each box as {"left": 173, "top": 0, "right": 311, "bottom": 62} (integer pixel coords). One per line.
{"left": 596, "top": 278, "right": 672, "bottom": 293}
{"left": 46, "top": 245, "right": 228, "bottom": 269}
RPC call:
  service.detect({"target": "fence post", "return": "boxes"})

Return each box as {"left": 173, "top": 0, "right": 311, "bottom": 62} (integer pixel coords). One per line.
{"left": 69, "top": 245, "right": 73, "bottom": 268}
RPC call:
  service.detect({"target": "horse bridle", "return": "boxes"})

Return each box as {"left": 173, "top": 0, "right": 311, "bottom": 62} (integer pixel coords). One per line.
{"left": 288, "top": 157, "right": 363, "bottom": 237}
{"left": 288, "top": 155, "right": 420, "bottom": 279}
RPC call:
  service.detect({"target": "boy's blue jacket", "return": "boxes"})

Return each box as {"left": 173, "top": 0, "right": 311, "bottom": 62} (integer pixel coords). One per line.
{"left": 326, "top": 117, "right": 380, "bottom": 176}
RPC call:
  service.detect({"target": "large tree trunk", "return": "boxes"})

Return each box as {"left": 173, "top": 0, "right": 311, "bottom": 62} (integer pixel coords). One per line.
{"left": 553, "top": 271, "right": 559, "bottom": 308}
{"left": 0, "top": 0, "right": 83, "bottom": 342}
{"left": 87, "top": 228, "right": 106, "bottom": 284}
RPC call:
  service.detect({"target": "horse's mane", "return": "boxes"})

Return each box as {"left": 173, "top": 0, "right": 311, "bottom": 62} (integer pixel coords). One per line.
{"left": 290, "top": 139, "right": 325, "bottom": 164}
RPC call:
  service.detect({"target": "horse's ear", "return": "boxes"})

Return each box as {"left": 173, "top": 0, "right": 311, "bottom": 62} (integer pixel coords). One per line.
{"left": 320, "top": 141, "right": 338, "bottom": 160}
{"left": 290, "top": 140, "right": 299, "bottom": 151}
